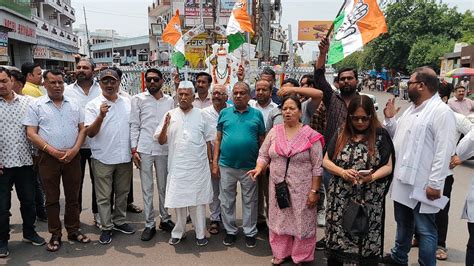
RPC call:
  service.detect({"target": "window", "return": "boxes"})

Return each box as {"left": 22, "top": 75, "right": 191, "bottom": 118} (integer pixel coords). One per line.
{"left": 132, "top": 49, "right": 137, "bottom": 56}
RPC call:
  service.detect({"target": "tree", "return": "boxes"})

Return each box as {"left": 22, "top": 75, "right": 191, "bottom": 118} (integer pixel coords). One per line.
{"left": 365, "top": 0, "right": 463, "bottom": 72}
{"left": 333, "top": 50, "right": 364, "bottom": 70}
{"left": 407, "top": 35, "right": 455, "bottom": 72}
{"left": 460, "top": 11, "right": 474, "bottom": 44}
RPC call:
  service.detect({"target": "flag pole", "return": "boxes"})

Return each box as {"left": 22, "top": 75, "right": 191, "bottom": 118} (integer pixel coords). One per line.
{"left": 325, "top": 0, "right": 347, "bottom": 39}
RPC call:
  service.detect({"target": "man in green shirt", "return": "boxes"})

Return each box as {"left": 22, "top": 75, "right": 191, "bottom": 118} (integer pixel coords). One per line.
{"left": 212, "top": 81, "right": 265, "bottom": 248}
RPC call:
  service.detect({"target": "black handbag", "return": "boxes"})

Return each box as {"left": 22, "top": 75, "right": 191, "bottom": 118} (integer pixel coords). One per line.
{"left": 342, "top": 184, "right": 369, "bottom": 240}
{"left": 275, "top": 157, "right": 291, "bottom": 209}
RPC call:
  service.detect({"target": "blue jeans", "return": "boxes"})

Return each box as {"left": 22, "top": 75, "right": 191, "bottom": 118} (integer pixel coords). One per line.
{"left": 391, "top": 202, "right": 437, "bottom": 266}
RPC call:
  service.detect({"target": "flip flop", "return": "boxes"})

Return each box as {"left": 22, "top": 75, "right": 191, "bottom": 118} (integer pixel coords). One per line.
{"left": 436, "top": 247, "right": 448, "bottom": 260}
{"left": 271, "top": 257, "right": 285, "bottom": 265}
{"left": 46, "top": 235, "right": 61, "bottom": 252}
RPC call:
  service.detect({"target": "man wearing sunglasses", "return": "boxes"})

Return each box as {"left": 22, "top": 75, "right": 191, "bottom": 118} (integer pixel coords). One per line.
{"left": 85, "top": 68, "right": 135, "bottom": 244}
{"left": 130, "top": 68, "right": 175, "bottom": 241}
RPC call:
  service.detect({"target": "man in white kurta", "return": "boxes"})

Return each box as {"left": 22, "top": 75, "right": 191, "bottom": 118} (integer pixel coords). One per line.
{"left": 155, "top": 81, "right": 213, "bottom": 246}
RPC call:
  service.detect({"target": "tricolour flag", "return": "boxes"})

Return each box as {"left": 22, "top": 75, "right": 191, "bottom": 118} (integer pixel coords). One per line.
{"left": 226, "top": 0, "right": 254, "bottom": 53}
{"left": 327, "top": 0, "right": 387, "bottom": 65}
{"left": 162, "top": 10, "right": 186, "bottom": 68}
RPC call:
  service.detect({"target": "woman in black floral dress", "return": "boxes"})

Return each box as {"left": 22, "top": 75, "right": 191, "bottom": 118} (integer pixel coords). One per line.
{"left": 322, "top": 95, "right": 395, "bottom": 265}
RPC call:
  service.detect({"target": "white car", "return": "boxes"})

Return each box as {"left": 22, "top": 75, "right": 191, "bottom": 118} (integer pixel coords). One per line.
{"left": 360, "top": 92, "right": 379, "bottom": 111}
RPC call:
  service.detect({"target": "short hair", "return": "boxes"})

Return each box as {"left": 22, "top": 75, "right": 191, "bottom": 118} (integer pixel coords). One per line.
{"left": 281, "top": 94, "right": 302, "bottom": 111}
{"left": 145, "top": 68, "right": 163, "bottom": 79}
{"left": 42, "top": 69, "right": 64, "bottom": 80}
{"left": 261, "top": 67, "right": 276, "bottom": 81}
{"left": 233, "top": 81, "right": 251, "bottom": 94}
{"left": 337, "top": 67, "right": 358, "bottom": 81}
{"left": 21, "top": 62, "right": 41, "bottom": 76}
{"left": 256, "top": 79, "right": 272, "bottom": 90}
{"left": 0, "top": 67, "right": 11, "bottom": 78}
{"left": 438, "top": 84, "right": 451, "bottom": 99}
{"left": 282, "top": 78, "right": 299, "bottom": 87}
{"left": 211, "top": 84, "right": 228, "bottom": 94}
{"left": 10, "top": 69, "right": 25, "bottom": 84}
{"left": 108, "top": 66, "right": 123, "bottom": 79}
{"left": 78, "top": 58, "right": 96, "bottom": 70}
{"left": 454, "top": 85, "right": 466, "bottom": 91}
{"left": 196, "top": 72, "right": 212, "bottom": 83}
{"left": 300, "top": 74, "right": 314, "bottom": 87}
{"left": 413, "top": 66, "right": 438, "bottom": 93}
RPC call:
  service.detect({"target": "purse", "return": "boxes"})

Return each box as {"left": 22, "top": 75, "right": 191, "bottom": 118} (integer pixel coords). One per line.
{"left": 342, "top": 184, "right": 369, "bottom": 240}
{"left": 275, "top": 157, "right": 291, "bottom": 209}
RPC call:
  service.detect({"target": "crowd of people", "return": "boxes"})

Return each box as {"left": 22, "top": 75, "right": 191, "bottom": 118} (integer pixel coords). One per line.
{"left": 0, "top": 36, "right": 473, "bottom": 266}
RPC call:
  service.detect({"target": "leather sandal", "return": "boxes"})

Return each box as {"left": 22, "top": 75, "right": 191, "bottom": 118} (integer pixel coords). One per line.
{"left": 46, "top": 235, "right": 61, "bottom": 252}
{"left": 68, "top": 231, "right": 91, "bottom": 244}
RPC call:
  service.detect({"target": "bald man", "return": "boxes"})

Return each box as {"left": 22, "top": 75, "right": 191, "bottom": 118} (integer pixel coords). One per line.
{"left": 382, "top": 67, "right": 456, "bottom": 266}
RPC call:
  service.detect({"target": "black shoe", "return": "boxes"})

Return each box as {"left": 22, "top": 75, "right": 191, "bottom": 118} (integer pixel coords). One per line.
{"left": 168, "top": 237, "right": 181, "bottom": 245}
{"left": 245, "top": 236, "right": 256, "bottom": 248}
{"left": 223, "top": 234, "right": 236, "bottom": 246}
{"left": 141, "top": 227, "right": 156, "bottom": 241}
{"left": 315, "top": 238, "right": 326, "bottom": 250}
{"left": 23, "top": 232, "right": 46, "bottom": 246}
{"left": 159, "top": 220, "right": 175, "bottom": 233}
{"left": 113, "top": 223, "right": 136, "bottom": 234}
{"left": 196, "top": 238, "right": 208, "bottom": 246}
{"left": 256, "top": 222, "right": 268, "bottom": 231}
{"left": 0, "top": 241, "right": 9, "bottom": 258}
{"left": 99, "top": 230, "right": 112, "bottom": 245}
{"left": 380, "top": 254, "right": 407, "bottom": 266}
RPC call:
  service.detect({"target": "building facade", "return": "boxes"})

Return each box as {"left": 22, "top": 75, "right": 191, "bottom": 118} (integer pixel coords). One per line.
{"left": 30, "top": 0, "right": 79, "bottom": 71}
{"left": 90, "top": 35, "right": 150, "bottom": 67}
{"left": 74, "top": 25, "right": 123, "bottom": 58}
{"left": 0, "top": 0, "right": 37, "bottom": 67}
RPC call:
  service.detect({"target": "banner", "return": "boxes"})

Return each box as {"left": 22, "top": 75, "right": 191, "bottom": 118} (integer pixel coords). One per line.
{"left": 185, "top": 0, "right": 214, "bottom": 17}
{"left": 220, "top": 0, "right": 235, "bottom": 16}
{"left": 297, "top": 21, "right": 332, "bottom": 41}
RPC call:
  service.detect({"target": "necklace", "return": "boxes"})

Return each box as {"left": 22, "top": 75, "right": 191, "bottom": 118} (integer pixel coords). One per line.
{"left": 212, "top": 64, "right": 231, "bottom": 85}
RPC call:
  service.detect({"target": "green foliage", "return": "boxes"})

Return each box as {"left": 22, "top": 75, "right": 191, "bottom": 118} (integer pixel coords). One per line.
{"left": 407, "top": 35, "right": 455, "bottom": 72}
{"left": 333, "top": 50, "right": 364, "bottom": 70}
{"left": 460, "top": 11, "right": 474, "bottom": 44}
{"left": 364, "top": 0, "right": 464, "bottom": 72}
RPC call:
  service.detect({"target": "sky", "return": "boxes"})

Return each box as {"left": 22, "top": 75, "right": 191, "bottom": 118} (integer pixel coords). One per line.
{"left": 71, "top": 0, "right": 473, "bottom": 62}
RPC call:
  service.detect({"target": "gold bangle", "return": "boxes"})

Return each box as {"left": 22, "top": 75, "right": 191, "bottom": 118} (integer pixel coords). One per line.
{"left": 42, "top": 144, "right": 49, "bottom": 151}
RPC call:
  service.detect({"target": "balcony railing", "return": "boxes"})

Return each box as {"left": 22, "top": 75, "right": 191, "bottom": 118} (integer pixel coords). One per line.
{"left": 42, "top": 0, "right": 75, "bottom": 20}
{"left": 33, "top": 16, "right": 78, "bottom": 47}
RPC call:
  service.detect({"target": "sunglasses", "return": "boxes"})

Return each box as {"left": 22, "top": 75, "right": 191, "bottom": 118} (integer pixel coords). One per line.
{"left": 350, "top": 115, "right": 371, "bottom": 122}
{"left": 100, "top": 79, "right": 118, "bottom": 85}
{"left": 145, "top": 77, "right": 161, "bottom": 82}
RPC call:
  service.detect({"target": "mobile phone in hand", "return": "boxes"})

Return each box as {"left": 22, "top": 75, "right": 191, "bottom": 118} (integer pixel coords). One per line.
{"left": 358, "top": 169, "right": 372, "bottom": 176}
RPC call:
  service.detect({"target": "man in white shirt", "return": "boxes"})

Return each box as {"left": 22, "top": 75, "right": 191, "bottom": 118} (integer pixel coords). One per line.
{"left": 201, "top": 84, "right": 229, "bottom": 235}
{"left": 85, "top": 69, "right": 135, "bottom": 245}
{"left": 382, "top": 67, "right": 456, "bottom": 266}
{"left": 249, "top": 79, "right": 277, "bottom": 229}
{"left": 64, "top": 59, "right": 102, "bottom": 226}
{"left": 156, "top": 81, "right": 214, "bottom": 247}
{"left": 130, "top": 68, "right": 175, "bottom": 241}
{"left": 193, "top": 72, "right": 212, "bottom": 109}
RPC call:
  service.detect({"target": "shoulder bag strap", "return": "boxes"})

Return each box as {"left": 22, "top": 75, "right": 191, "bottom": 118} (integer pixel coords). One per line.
{"left": 284, "top": 157, "right": 291, "bottom": 181}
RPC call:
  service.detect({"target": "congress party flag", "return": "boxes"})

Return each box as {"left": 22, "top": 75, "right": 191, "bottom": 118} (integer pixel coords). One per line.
{"left": 327, "top": 0, "right": 387, "bottom": 65}
{"left": 226, "top": 0, "right": 254, "bottom": 53}
{"left": 162, "top": 10, "right": 186, "bottom": 68}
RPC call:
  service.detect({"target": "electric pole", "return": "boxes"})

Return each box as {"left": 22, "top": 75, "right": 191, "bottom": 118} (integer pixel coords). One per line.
{"left": 260, "top": 0, "right": 271, "bottom": 62}
{"left": 83, "top": 5, "right": 92, "bottom": 59}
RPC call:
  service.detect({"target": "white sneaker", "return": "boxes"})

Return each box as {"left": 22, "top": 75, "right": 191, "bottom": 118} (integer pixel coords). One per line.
{"left": 317, "top": 210, "right": 326, "bottom": 227}
{"left": 93, "top": 213, "right": 102, "bottom": 229}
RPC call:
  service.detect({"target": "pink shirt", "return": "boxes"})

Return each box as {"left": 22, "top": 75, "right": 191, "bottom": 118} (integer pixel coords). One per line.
{"left": 448, "top": 97, "right": 474, "bottom": 116}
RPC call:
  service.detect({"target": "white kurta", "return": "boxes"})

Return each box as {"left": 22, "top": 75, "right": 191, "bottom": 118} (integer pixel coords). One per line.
{"left": 157, "top": 107, "right": 214, "bottom": 209}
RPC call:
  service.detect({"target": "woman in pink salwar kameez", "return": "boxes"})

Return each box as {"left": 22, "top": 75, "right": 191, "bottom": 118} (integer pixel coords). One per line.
{"left": 248, "top": 95, "right": 324, "bottom": 265}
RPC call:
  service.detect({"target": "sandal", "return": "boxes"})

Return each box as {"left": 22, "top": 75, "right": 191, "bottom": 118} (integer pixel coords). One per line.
{"left": 271, "top": 257, "right": 285, "bottom": 265}
{"left": 68, "top": 231, "right": 91, "bottom": 244}
{"left": 208, "top": 221, "right": 220, "bottom": 235}
{"left": 436, "top": 247, "right": 448, "bottom": 260}
{"left": 127, "top": 203, "right": 143, "bottom": 213}
{"left": 46, "top": 235, "right": 62, "bottom": 252}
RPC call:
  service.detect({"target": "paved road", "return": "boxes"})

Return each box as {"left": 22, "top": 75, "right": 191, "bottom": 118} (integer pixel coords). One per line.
{"left": 4, "top": 90, "right": 472, "bottom": 265}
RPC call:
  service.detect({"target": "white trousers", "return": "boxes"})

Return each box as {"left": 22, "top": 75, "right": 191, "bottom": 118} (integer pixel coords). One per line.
{"left": 171, "top": 204, "right": 207, "bottom": 239}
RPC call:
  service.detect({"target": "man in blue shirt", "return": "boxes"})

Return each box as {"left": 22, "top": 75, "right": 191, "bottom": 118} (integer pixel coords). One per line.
{"left": 212, "top": 81, "right": 266, "bottom": 248}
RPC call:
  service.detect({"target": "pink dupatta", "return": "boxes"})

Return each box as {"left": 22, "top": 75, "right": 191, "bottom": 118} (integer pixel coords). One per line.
{"left": 274, "top": 124, "right": 325, "bottom": 158}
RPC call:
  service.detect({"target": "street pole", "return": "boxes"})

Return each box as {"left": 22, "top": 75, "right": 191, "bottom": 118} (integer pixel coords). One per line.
{"left": 83, "top": 5, "right": 92, "bottom": 58}
{"left": 288, "top": 24, "right": 294, "bottom": 68}
{"left": 261, "top": 0, "right": 271, "bottom": 62}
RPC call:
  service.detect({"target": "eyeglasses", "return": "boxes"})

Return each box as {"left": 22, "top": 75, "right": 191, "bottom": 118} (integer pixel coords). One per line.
{"left": 350, "top": 115, "right": 371, "bottom": 122}
{"left": 407, "top": 81, "right": 422, "bottom": 87}
{"left": 145, "top": 77, "right": 161, "bottom": 82}
{"left": 100, "top": 79, "right": 118, "bottom": 85}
